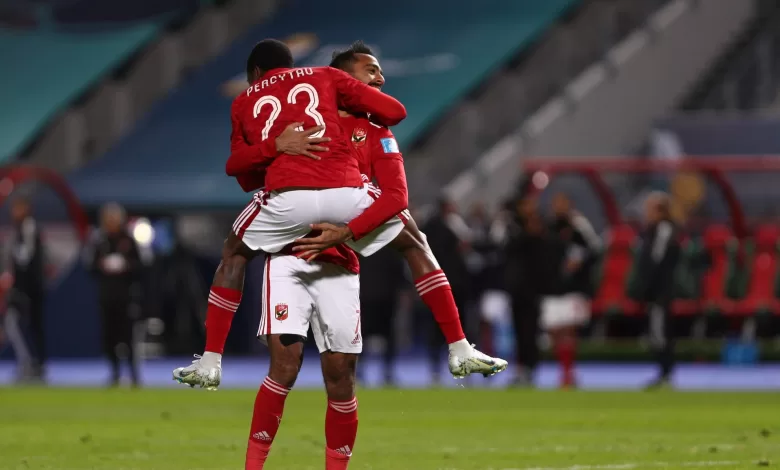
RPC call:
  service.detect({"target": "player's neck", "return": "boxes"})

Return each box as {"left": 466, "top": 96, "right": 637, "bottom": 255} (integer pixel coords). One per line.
{"left": 338, "top": 109, "right": 354, "bottom": 118}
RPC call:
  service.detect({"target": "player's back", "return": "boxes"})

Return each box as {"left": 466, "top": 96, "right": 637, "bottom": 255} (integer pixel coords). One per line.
{"left": 234, "top": 66, "right": 361, "bottom": 192}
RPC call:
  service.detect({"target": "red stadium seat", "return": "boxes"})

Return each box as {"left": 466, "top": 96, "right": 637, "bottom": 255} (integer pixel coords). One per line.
{"left": 592, "top": 225, "right": 640, "bottom": 316}
{"left": 700, "top": 224, "right": 736, "bottom": 315}
{"left": 734, "top": 225, "right": 780, "bottom": 316}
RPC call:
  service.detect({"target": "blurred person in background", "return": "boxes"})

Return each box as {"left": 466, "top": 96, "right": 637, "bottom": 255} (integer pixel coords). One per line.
{"left": 2, "top": 197, "right": 46, "bottom": 382}
{"left": 466, "top": 202, "right": 503, "bottom": 350}
{"left": 84, "top": 203, "right": 144, "bottom": 388}
{"left": 635, "top": 192, "right": 681, "bottom": 389}
{"left": 421, "top": 197, "right": 474, "bottom": 383}
{"left": 465, "top": 202, "right": 491, "bottom": 303}
{"left": 503, "top": 196, "right": 546, "bottom": 386}
{"left": 358, "top": 247, "right": 406, "bottom": 386}
{"left": 467, "top": 202, "right": 492, "bottom": 244}
{"left": 0, "top": 295, "right": 35, "bottom": 382}
{"left": 477, "top": 200, "right": 519, "bottom": 358}
{"left": 543, "top": 193, "right": 601, "bottom": 388}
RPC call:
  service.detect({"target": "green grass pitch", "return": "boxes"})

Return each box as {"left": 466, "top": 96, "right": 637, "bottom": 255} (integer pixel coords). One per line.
{"left": 1, "top": 387, "right": 778, "bottom": 469}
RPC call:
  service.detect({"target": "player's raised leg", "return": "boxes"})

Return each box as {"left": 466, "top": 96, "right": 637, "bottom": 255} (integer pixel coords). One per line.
{"left": 173, "top": 197, "right": 263, "bottom": 389}
{"left": 245, "top": 334, "right": 303, "bottom": 469}
{"left": 389, "top": 218, "right": 507, "bottom": 378}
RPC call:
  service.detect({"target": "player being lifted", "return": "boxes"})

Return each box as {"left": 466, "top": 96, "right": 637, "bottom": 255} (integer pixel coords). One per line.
{"left": 173, "top": 39, "right": 408, "bottom": 388}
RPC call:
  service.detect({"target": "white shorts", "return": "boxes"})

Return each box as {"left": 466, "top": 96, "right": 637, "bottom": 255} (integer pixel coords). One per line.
{"left": 233, "top": 184, "right": 406, "bottom": 256}
{"left": 540, "top": 293, "right": 591, "bottom": 330}
{"left": 257, "top": 254, "right": 362, "bottom": 354}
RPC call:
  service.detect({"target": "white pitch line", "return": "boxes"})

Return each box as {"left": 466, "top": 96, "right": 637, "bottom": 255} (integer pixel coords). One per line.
{"left": 512, "top": 460, "right": 742, "bottom": 470}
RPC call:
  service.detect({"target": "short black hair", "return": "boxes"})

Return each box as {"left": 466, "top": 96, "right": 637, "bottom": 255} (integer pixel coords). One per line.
{"left": 246, "top": 39, "right": 294, "bottom": 81}
{"left": 329, "top": 40, "right": 375, "bottom": 71}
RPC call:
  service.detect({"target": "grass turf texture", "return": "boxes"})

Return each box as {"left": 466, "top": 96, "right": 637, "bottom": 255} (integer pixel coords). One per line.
{"left": 0, "top": 388, "right": 778, "bottom": 469}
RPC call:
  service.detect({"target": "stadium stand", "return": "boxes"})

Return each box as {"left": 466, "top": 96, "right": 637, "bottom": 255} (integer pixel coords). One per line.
{"left": 0, "top": 17, "right": 161, "bottom": 162}
{"left": 680, "top": 0, "right": 780, "bottom": 111}
{"left": 443, "top": 0, "right": 756, "bottom": 215}
{"left": 66, "top": 0, "right": 581, "bottom": 209}
{"left": 3, "top": 0, "right": 276, "bottom": 167}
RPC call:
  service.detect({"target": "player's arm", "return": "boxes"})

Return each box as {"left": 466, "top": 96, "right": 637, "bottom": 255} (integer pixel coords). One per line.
{"left": 328, "top": 67, "right": 407, "bottom": 126}
{"left": 226, "top": 123, "right": 331, "bottom": 176}
{"left": 346, "top": 128, "right": 408, "bottom": 240}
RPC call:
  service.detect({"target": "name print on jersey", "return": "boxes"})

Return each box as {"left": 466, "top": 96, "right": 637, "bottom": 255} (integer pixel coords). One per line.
{"left": 246, "top": 68, "right": 315, "bottom": 95}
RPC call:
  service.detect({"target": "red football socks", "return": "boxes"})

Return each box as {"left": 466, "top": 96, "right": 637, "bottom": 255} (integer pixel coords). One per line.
{"left": 204, "top": 286, "right": 242, "bottom": 354}
{"left": 245, "top": 377, "right": 290, "bottom": 469}
{"left": 325, "top": 397, "right": 358, "bottom": 470}
{"left": 557, "top": 336, "right": 576, "bottom": 387}
{"left": 415, "top": 270, "right": 467, "bottom": 344}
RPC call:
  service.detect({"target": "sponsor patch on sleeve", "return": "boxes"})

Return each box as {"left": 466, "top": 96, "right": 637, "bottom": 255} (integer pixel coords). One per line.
{"left": 380, "top": 137, "right": 399, "bottom": 154}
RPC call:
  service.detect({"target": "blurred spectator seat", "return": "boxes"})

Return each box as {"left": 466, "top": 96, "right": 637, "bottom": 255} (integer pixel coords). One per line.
{"left": 734, "top": 224, "right": 780, "bottom": 316}
{"left": 700, "top": 224, "right": 738, "bottom": 316}
{"left": 592, "top": 224, "right": 640, "bottom": 316}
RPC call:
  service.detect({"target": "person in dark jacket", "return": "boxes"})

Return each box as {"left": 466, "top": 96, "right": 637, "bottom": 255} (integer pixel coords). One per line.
{"left": 503, "top": 197, "right": 546, "bottom": 386}
{"left": 542, "top": 193, "right": 601, "bottom": 388}
{"left": 83, "top": 203, "right": 145, "bottom": 387}
{"left": 635, "top": 192, "right": 681, "bottom": 389}
{"left": 3, "top": 197, "right": 46, "bottom": 381}
{"left": 358, "top": 246, "right": 406, "bottom": 385}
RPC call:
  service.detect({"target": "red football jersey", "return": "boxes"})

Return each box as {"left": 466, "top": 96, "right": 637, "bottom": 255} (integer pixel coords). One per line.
{"left": 229, "top": 66, "right": 406, "bottom": 192}
{"left": 340, "top": 113, "right": 409, "bottom": 240}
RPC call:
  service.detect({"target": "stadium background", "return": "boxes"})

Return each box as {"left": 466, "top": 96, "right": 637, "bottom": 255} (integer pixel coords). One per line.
{"left": 1, "top": 0, "right": 780, "bottom": 468}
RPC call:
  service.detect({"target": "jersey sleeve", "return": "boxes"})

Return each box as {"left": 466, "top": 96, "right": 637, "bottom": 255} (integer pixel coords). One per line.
{"left": 327, "top": 67, "right": 407, "bottom": 126}
{"left": 346, "top": 126, "right": 408, "bottom": 240}
{"left": 225, "top": 100, "right": 278, "bottom": 176}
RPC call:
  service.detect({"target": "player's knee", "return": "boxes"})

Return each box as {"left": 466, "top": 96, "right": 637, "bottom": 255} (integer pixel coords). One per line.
{"left": 221, "top": 232, "right": 254, "bottom": 261}
{"left": 268, "top": 335, "right": 305, "bottom": 388}
{"left": 321, "top": 353, "right": 357, "bottom": 401}
{"left": 324, "top": 374, "right": 355, "bottom": 402}
{"left": 216, "top": 251, "right": 247, "bottom": 282}
{"left": 269, "top": 356, "right": 302, "bottom": 389}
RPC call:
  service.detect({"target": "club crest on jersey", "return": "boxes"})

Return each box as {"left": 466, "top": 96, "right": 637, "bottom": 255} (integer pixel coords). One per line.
{"left": 275, "top": 304, "right": 289, "bottom": 321}
{"left": 352, "top": 128, "right": 367, "bottom": 147}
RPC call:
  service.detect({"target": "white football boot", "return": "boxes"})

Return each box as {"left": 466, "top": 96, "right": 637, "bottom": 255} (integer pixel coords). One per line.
{"left": 172, "top": 352, "right": 222, "bottom": 390}
{"left": 448, "top": 340, "right": 508, "bottom": 379}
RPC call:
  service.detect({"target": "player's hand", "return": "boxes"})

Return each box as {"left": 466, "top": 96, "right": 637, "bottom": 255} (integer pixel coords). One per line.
{"left": 292, "top": 223, "right": 354, "bottom": 262}
{"left": 275, "top": 122, "right": 330, "bottom": 160}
